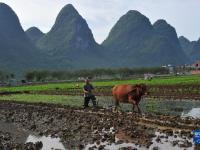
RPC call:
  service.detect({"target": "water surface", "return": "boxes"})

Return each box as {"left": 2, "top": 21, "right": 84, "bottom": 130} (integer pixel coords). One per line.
{"left": 26, "top": 135, "right": 66, "bottom": 150}
{"left": 97, "top": 96, "right": 200, "bottom": 118}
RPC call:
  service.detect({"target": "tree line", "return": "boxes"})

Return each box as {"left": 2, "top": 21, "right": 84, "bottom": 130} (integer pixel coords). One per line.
{"left": 0, "top": 71, "right": 15, "bottom": 83}
{"left": 24, "top": 67, "right": 168, "bottom": 82}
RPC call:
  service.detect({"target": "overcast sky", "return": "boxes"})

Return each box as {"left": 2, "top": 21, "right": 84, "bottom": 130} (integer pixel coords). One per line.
{"left": 1, "top": 0, "right": 200, "bottom": 43}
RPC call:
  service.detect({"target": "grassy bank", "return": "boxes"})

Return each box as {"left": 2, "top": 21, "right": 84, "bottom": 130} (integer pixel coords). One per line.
{"left": 0, "top": 94, "right": 83, "bottom": 106}
{"left": 0, "top": 94, "right": 113, "bottom": 108}
{"left": 0, "top": 75, "right": 199, "bottom": 93}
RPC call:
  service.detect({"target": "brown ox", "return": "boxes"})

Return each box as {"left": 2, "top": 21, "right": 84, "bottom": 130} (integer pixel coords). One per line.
{"left": 112, "top": 84, "right": 147, "bottom": 114}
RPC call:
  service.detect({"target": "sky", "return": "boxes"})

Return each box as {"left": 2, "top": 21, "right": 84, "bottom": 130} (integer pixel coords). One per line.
{"left": 0, "top": 0, "right": 200, "bottom": 43}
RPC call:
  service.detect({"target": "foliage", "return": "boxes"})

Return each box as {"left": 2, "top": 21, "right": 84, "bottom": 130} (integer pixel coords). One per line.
{"left": 1, "top": 75, "right": 200, "bottom": 92}
{"left": 0, "top": 71, "right": 14, "bottom": 82}
{"left": 0, "top": 94, "right": 83, "bottom": 106}
{"left": 24, "top": 67, "right": 168, "bottom": 82}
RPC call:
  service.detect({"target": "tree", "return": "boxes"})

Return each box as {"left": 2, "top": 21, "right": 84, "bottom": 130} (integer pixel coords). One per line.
{"left": 25, "top": 71, "right": 36, "bottom": 82}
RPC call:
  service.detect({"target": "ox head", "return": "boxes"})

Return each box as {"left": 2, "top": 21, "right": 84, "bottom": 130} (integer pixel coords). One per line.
{"left": 128, "top": 84, "right": 148, "bottom": 98}
{"left": 127, "top": 84, "right": 148, "bottom": 104}
{"left": 135, "top": 84, "right": 148, "bottom": 96}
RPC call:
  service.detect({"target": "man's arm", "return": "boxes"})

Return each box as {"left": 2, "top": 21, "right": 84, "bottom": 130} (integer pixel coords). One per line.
{"left": 83, "top": 85, "right": 89, "bottom": 93}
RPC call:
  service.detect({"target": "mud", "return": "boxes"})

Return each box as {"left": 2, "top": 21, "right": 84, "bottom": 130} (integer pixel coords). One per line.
{"left": 0, "top": 101, "right": 200, "bottom": 150}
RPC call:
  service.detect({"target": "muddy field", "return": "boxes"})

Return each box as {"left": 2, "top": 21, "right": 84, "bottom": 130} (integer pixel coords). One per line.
{"left": 0, "top": 101, "right": 200, "bottom": 150}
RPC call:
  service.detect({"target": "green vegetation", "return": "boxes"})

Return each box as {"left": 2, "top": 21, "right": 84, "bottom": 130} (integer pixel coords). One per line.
{"left": 0, "top": 75, "right": 200, "bottom": 92}
{"left": 0, "top": 71, "right": 14, "bottom": 82}
{"left": 0, "top": 94, "right": 83, "bottom": 106}
{"left": 0, "top": 94, "right": 112, "bottom": 108}
{"left": 24, "top": 67, "right": 167, "bottom": 82}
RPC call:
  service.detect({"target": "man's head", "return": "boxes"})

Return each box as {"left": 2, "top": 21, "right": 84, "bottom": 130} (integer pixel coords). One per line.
{"left": 85, "top": 79, "right": 89, "bottom": 84}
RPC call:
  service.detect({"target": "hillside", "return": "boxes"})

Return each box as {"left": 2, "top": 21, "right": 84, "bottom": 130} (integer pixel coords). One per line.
{"left": 26, "top": 27, "right": 44, "bottom": 44}
{"left": 37, "top": 4, "right": 107, "bottom": 69}
{"left": 102, "top": 11, "right": 189, "bottom": 67}
{"left": 0, "top": 3, "right": 38, "bottom": 73}
{"left": 179, "top": 36, "right": 200, "bottom": 62}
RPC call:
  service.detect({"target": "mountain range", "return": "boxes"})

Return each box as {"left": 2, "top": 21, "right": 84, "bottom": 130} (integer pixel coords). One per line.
{"left": 36, "top": 4, "right": 108, "bottom": 69}
{"left": 179, "top": 36, "right": 200, "bottom": 61}
{"left": 0, "top": 2, "right": 198, "bottom": 75}
{"left": 26, "top": 27, "right": 44, "bottom": 45}
{"left": 102, "top": 11, "right": 188, "bottom": 67}
{"left": 0, "top": 3, "right": 47, "bottom": 74}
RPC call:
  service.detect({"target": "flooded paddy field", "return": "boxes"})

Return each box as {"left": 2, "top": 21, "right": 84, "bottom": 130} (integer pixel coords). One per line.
{"left": 0, "top": 97, "right": 200, "bottom": 150}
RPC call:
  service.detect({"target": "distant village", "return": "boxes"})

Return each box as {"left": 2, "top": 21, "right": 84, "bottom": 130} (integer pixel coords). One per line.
{"left": 165, "top": 60, "right": 200, "bottom": 75}
{"left": 145, "top": 60, "right": 200, "bottom": 80}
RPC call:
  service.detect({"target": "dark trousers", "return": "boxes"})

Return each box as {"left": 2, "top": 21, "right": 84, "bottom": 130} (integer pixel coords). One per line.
{"left": 84, "top": 95, "right": 96, "bottom": 107}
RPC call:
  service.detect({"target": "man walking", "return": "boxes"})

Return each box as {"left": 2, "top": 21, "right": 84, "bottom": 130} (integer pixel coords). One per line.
{"left": 83, "top": 79, "right": 96, "bottom": 108}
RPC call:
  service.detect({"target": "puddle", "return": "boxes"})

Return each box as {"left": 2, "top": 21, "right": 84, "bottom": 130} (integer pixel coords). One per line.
{"left": 0, "top": 120, "right": 29, "bottom": 143}
{"left": 140, "top": 99, "right": 200, "bottom": 118}
{"left": 182, "top": 108, "right": 200, "bottom": 118}
{"left": 85, "top": 143, "right": 142, "bottom": 150}
{"left": 149, "top": 131, "right": 194, "bottom": 150}
{"left": 0, "top": 120, "right": 66, "bottom": 150}
{"left": 84, "top": 138, "right": 144, "bottom": 150}
{"left": 26, "top": 135, "right": 66, "bottom": 150}
{"left": 85, "top": 130, "right": 195, "bottom": 150}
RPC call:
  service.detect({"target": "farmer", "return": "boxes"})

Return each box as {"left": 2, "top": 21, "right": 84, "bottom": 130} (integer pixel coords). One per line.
{"left": 83, "top": 79, "right": 96, "bottom": 108}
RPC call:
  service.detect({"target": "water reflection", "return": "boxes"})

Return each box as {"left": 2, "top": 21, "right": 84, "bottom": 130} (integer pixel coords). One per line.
{"left": 26, "top": 135, "right": 66, "bottom": 150}
{"left": 85, "top": 131, "right": 194, "bottom": 150}
{"left": 98, "top": 96, "right": 200, "bottom": 117}
{"left": 0, "top": 120, "right": 29, "bottom": 143}
{"left": 182, "top": 108, "right": 200, "bottom": 118}
{"left": 149, "top": 131, "right": 194, "bottom": 150}
{"left": 140, "top": 99, "right": 200, "bottom": 117}
{"left": 85, "top": 142, "right": 144, "bottom": 150}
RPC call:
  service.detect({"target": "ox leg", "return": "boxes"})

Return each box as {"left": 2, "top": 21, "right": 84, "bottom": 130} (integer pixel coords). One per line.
{"left": 129, "top": 100, "right": 136, "bottom": 113}
{"left": 136, "top": 104, "right": 142, "bottom": 114}
{"left": 130, "top": 100, "right": 142, "bottom": 114}
{"left": 114, "top": 101, "right": 119, "bottom": 111}
{"left": 132, "top": 104, "right": 135, "bottom": 112}
{"left": 114, "top": 100, "right": 122, "bottom": 113}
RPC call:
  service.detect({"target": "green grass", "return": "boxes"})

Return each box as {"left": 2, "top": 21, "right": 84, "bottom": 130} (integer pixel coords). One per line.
{"left": 0, "top": 94, "right": 113, "bottom": 107}
{"left": 93, "top": 75, "right": 200, "bottom": 86}
{"left": 0, "top": 75, "right": 200, "bottom": 93}
{"left": 0, "top": 94, "right": 83, "bottom": 106}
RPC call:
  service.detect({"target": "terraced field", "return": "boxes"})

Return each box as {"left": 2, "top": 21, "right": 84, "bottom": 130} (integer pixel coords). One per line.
{"left": 0, "top": 75, "right": 200, "bottom": 93}
{"left": 0, "top": 75, "right": 200, "bottom": 149}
